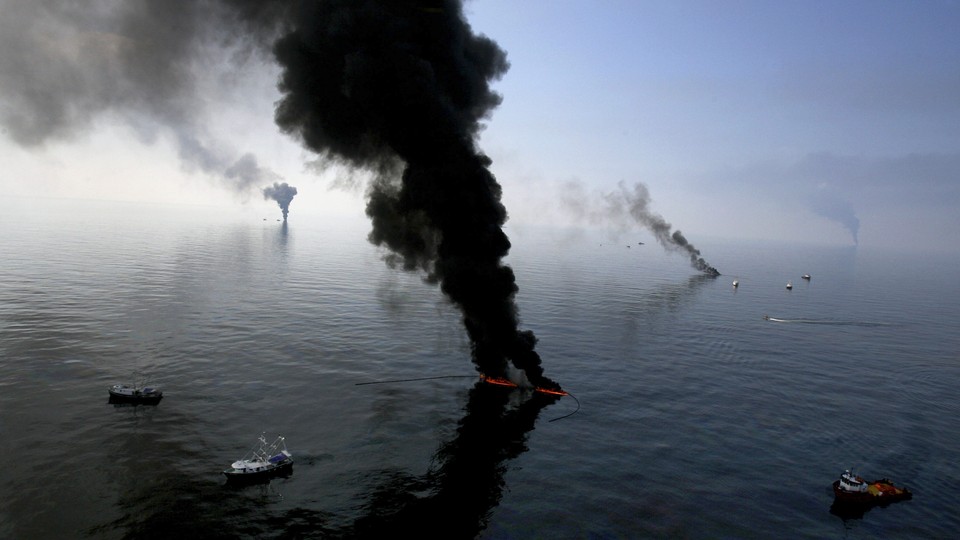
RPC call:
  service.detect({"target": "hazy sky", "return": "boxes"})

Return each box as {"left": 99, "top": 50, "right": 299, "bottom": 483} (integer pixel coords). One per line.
{"left": 2, "top": 0, "right": 958, "bottom": 252}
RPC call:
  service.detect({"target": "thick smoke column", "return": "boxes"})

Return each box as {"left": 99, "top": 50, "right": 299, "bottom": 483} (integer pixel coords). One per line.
{"left": 262, "top": 181, "right": 297, "bottom": 220}
{"left": 271, "top": 0, "right": 557, "bottom": 389}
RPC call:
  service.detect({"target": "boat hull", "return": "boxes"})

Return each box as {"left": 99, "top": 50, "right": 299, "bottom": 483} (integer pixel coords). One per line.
{"left": 222, "top": 459, "right": 293, "bottom": 483}
{"left": 108, "top": 388, "right": 163, "bottom": 405}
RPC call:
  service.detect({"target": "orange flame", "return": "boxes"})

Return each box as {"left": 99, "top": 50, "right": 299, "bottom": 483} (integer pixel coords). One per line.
{"left": 479, "top": 374, "right": 568, "bottom": 396}
{"left": 479, "top": 374, "right": 518, "bottom": 388}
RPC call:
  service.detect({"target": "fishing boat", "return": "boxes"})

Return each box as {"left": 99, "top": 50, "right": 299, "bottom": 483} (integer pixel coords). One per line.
{"left": 832, "top": 470, "right": 912, "bottom": 506}
{"left": 802, "top": 274, "right": 811, "bottom": 280}
{"left": 786, "top": 281, "right": 793, "bottom": 290}
{"left": 108, "top": 381, "right": 163, "bottom": 404}
{"left": 222, "top": 434, "right": 293, "bottom": 482}
{"left": 732, "top": 279, "right": 739, "bottom": 288}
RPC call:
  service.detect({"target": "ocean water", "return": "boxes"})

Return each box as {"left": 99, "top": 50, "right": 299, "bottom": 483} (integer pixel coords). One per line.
{"left": 1, "top": 197, "right": 958, "bottom": 539}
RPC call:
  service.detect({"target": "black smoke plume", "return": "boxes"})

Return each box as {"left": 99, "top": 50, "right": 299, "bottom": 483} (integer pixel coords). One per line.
{"left": 271, "top": 0, "right": 557, "bottom": 389}
{"left": 564, "top": 180, "right": 720, "bottom": 276}
{"left": 613, "top": 182, "right": 719, "bottom": 275}
{"left": 262, "top": 181, "right": 298, "bottom": 220}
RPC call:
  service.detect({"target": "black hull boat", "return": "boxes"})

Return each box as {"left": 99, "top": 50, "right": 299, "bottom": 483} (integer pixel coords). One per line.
{"left": 223, "top": 434, "right": 293, "bottom": 484}
{"left": 108, "top": 383, "right": 163, "bottom": 405}
{"left": 831, "top": 470, "right": 911, "bottom": 517}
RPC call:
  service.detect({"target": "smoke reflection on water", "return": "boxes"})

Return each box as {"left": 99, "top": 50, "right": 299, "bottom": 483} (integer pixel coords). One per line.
{"left": 349, "top": 385, "right": 558, "bottom": 538}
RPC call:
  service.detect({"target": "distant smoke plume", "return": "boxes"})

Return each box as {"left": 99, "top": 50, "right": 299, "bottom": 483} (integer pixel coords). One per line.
{"left": 792, "top": 154, "right": 865, "bottom": 245}
{"left": 809, "top": 190, "right": 860, "bottom": 245}
{"left": 564, "top": 180, "right": 720, "bottom": 276}
{"left": 262, "top": 181, "right": 297, "bottom": 220}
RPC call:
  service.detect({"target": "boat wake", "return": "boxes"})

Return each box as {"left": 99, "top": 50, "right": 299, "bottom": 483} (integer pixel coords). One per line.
{"left": 763, "top": 315, "right": 892, "bottom": 327}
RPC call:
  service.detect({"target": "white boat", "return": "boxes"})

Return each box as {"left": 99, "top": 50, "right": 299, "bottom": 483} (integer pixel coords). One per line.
{"left": 786, "top": 281, "right": 793, "bottom": 290}
{"left": 223, "top": 434, "right": 293, "bottom": 482}
{"left": 802, "top": 274, "right": 811, "bottom": 280}
{"left": 108, "top": 381, "right": 162, "bottom": 404}
{"left": 732, "top": 279, "right": 739, "bottom": 288}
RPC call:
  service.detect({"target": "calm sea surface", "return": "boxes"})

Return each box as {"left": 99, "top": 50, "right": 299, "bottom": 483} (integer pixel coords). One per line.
{"left": 1, "top": 198, "right": 958, "bottom": 539}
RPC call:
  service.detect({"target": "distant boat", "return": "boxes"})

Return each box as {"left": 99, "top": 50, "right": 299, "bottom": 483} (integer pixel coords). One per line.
{"left": 732, "top": 279, "right": 739, "bottom": 288}
{"left": 223, "top": 434, "right": 293, "bottom": 483}
{"left": 108, "top": 381, "right": 162, "bottom": 405}
{"left": 802, "top": 274, "right": 811, "bottom": 280}
{"left": 786, "top": 282, "right": 793, "bottom": 290}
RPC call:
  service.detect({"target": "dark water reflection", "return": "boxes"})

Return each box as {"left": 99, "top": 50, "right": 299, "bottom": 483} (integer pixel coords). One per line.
{"left": 349, "top": 385, "right": 558, "bottom": 538}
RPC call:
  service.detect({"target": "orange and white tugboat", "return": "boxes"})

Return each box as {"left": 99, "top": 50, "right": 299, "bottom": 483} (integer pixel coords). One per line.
{"left": 832, "top": 470, "right": 912, "bottom": 507}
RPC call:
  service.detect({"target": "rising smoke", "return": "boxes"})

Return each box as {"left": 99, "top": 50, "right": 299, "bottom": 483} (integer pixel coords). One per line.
{"left": 271, "top": 0, "right": 557, "bottom": 389}
{"left": 262, "top": 181, "right": 297, "bottom": 220}
{"left": 809, "top": 190, "right": 860, "bottom": 245}
{"left": 0, "top": 0, "right": 285, "bottom": 195}
{"left": 563, "top": 180, "right": 720, "bottom": 276}
{"left": 0, "top": 0, "right": 558, "bottom": 389}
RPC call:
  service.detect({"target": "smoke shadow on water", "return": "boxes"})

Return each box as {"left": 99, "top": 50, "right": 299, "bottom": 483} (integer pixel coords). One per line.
{"left": 89, "top": 383, "right": 557, "bottom": 539}
{"left": 348, "top": 384, "right": 559, "bottom": 538}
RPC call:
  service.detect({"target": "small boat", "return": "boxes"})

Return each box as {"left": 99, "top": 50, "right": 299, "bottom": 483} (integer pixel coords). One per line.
{"left": 223, "top": 434, "right": 293, "bottom": 482}
{"left": 732, "top": 279, "right": 739, "bottom": 288}
{"left": 802, "top": 274, "right": 811, "bottom": 280}
{"left": 786, "top": 281, "right": 793, "bottom": 290}
{"left": 832, "top": 470, "right": 912, "bottom": 506}
{"left": 108, "top": 381, "right": 163, "bottom": 404}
